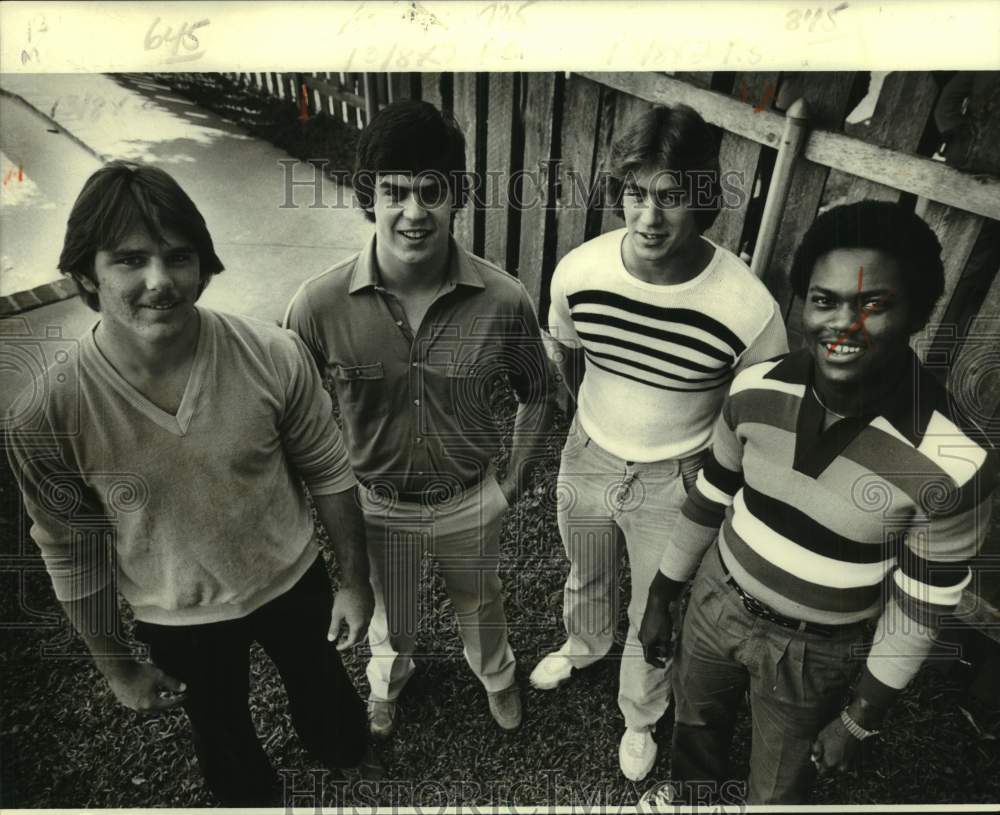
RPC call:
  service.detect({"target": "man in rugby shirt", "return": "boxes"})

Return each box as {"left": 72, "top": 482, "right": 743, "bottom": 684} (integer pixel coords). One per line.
{"left": 639, "top": 200, "right": 997, "bottom": 804}
{"left": 532, "top": 104, "right": 788, "bottom": 781}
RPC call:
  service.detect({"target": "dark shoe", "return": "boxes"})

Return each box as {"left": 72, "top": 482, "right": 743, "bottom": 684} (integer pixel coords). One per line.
{"left": 487, "top": 684, "right": 522, "bottom": 730}
{"left": 367, "top": 698, "right": 397, "bottom": 739}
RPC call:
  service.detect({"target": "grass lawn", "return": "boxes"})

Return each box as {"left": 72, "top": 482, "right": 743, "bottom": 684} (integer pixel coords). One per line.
{"left": 2, "top": 396, "right": 999, "bottom": 809}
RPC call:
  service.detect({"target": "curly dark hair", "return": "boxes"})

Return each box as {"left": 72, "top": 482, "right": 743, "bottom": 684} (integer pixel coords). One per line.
{"left": 790, "top": 200, "right": 945, "bottom": 331}
{"left": 608, "top": 104, "right": 722, "bottom": 232}
{"left": 352, "top": 100, "right": 467, "bottom": 222}
{"left": 59, "top": 161, "right": 224, "bottom": 311}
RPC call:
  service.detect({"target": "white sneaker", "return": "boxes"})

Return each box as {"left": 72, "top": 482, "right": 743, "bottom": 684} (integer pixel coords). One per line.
{"left": 529, "top": 644, "right": 575, "bottom": 690}
{"left": 637, "top": 781, "right": 677, "bottom": 812}
{"left": 619, "top": 727, "right": 657, "bottom": 781}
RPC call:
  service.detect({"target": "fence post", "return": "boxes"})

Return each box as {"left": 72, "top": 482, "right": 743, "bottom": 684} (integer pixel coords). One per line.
{"left": 362, "top": 73, "right": 379, "bottom": 124}
{"left": 750, "top": 98, "right": 810, "bottom": 280}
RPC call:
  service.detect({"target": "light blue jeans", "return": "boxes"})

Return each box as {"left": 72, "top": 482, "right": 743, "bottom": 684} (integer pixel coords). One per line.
{"left": 555, "top": 414, "right": 704, "bottom": 731}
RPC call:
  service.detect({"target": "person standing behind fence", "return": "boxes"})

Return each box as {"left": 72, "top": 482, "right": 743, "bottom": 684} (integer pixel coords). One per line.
{"left": 284, "top": 100, "right": 554, "bottom": 740}
{"left": 4, "top": 162, "right": 375, "bottom": 807}
{"left": 532, "top": 104, "right": 788, "bottom": 782}
{"left": 639, "top": 200, "right": 998, "bottom": 805}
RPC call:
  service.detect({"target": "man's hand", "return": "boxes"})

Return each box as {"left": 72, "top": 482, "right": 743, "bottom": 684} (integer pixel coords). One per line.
{"left": 810, "top": 713, "right": 862, "bottom": 777}
{"left": 313, "top": 489, "right": 372, "bottom": 650}
{"left": 103, "top": 659, "right": 187, "bottom": 714}
{"left": 328, "top": 582, "right": 375, "bottom": 651}
{"left": 639, "top": 590, "right": 674, "bottom": 668}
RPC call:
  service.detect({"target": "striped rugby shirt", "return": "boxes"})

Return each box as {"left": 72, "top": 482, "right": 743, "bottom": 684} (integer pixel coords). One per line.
{"left": 658, "top": 349, "right": 997, "bottom": 694}
{"left": 548, "top": 228, "right": 787, "bottom": 462}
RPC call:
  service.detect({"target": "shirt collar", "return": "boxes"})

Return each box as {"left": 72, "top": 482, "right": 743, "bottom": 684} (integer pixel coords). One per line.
{"left": 348, "top": 234, "right": 487, "bottom": 295}
{"left": 766, "top": 346, "right": 938, "bottom": 446}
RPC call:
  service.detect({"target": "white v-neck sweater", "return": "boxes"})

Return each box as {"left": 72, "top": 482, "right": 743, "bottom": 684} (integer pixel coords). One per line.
{"left": 5, "top": 308, "right": 356, "bottom": 625}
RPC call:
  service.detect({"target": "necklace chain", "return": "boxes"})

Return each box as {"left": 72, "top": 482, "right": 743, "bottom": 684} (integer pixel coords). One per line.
{"left": 812, "top": 387, "right": 848, "bottom": 419}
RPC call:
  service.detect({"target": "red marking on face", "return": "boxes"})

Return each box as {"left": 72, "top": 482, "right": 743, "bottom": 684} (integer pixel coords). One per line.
{"left": 826, "top": 265, "right": 874, "bottom": 356}
{"left": 18, "top": 165, "right": 23, "bottom": 182}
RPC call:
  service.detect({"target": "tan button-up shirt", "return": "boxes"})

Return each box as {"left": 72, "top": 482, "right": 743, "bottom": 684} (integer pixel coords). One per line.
{"left": 284, "top": 236, "right": 548, "bottom": 497}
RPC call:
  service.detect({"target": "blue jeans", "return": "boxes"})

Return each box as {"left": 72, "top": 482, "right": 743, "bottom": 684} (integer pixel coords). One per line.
{"left": 671, "top": 541, "right": 869, "bottom": 804}
{"left": 555, "top": 415, "right": 704, "bottom": 731}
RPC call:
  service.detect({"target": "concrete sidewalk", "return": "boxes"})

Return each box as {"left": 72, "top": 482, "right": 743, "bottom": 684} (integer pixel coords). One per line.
{"left": 0, "top": 72, "right": 371, "bottom": 412}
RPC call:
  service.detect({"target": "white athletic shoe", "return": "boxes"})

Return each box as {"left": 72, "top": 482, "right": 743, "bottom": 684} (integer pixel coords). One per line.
{"left": 619, "top": 727, "right": 657, "bottom": 781}
{"left": 637, "top": 781, "right": 677, "bottom": 811}
{"left": 528, "top": 644, "right": 575, "bottom": 690}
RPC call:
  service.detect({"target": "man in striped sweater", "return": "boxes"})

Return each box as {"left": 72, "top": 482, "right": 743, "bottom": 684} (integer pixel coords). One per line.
{"left": 639, "top": 200, "right": 997, "bottom": 804}
{"left": 531, "top": 104, "right": 788, "bottom": 781}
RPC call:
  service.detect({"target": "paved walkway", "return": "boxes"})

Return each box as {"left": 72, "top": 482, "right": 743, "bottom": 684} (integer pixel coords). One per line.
{"left": 0, "top": 73, "right": 371, "bottom": 412}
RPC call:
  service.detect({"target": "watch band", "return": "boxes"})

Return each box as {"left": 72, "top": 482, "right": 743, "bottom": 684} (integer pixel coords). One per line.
{"left": 840, "top": 708, "right": 880, "bottom": 741}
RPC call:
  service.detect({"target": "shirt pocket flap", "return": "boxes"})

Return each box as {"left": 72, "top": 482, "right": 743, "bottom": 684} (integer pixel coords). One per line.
{"left": 334, "top": 362, "right": 385, "bottom": 381}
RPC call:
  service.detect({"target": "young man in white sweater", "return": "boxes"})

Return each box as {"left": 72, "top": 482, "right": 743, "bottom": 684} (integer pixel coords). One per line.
{"left": 533, "top": 105, "right": 788, "bottom": 781}
{"left": 5, "top": 162, "right": 374, "bottom": 806}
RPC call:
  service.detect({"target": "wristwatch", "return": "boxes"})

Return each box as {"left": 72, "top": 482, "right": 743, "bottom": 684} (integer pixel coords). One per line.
{"left": 840, "top": 708, "right": 880, "bottom": 740}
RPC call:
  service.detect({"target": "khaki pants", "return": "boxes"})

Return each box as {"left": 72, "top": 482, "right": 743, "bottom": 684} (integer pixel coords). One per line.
{"left": 361, "top": 476, "right": 516, "bottom": 701}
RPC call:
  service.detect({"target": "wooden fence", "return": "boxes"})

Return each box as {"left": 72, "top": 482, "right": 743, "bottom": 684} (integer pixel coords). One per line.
{"left": 412, "top": 70, "right": 1000, "bottom": 639}
{"left": 235, "top": 70, "right": 1000, "bottom": 428}
{"left": 228, "top": 71, "right": 419, "bottom": 128}
{"left": 411, "top": 71, "right": 1000, "bottom": 428}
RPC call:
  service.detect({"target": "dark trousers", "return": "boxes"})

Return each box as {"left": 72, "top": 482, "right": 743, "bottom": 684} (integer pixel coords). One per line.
{"left": 671, "top": 545, "right": 867, "bottom": 805}
{"left": 135, "top": 557, "right": 368, "bottom": 807}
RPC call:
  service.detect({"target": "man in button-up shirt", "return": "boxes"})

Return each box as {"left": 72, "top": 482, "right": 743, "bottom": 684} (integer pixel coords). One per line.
{"left": 285, "top": 100, "right": 553, "bottom": 737}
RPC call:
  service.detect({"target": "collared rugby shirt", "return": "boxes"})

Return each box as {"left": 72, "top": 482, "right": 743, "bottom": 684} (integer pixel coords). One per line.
{"left": 659, "top": 349, "right": 997, "bottom": 694}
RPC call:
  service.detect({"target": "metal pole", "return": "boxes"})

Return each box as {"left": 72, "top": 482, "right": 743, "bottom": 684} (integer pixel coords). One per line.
{"left": 749, "top": 98, "right": 810, "bottom": 280}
